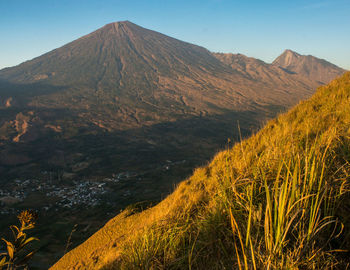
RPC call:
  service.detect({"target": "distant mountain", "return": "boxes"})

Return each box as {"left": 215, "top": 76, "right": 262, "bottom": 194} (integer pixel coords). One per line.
{"left": 272, "top": 49, "right": 345, "bottom": 83}
{"left": 0, "top": 21, "right": 345, "bottom": 180}
{"left": 0, "top": 23, "right": 327, "bottom": 127}
{"left": 213, "top": 52, "right": 313, "bottom": 86}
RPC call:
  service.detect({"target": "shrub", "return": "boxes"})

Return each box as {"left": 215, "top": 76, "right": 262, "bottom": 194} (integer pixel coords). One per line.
{"left": 0, "top": 210, "right": 39, "bottom": 270}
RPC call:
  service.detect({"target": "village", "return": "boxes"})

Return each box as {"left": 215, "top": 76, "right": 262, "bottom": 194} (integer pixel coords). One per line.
{"left": 0, "top": 159, "right": 187, "bottom": 215}
{"left": 0, "top": 172, "right": 132, "bottom": 215}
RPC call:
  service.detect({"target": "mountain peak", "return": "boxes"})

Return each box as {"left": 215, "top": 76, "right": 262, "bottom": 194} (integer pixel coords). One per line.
{"left": 107, "top": 20, "right": 134, "bottom": 29}
{"left": 273, "top": 50, "right": 345, "bottom": 83}
{"left": 103, "top": 20, "right": 133, "bottom": 27}
{"left": 273, "top": 49, "right": 301, "bottom": 67}
{"left": 97, "top": 20, "right": 138, "bottom": 35}
{"left": 282, "top": 49, "right": 300, "bottom": 56}
{"left": 113, "top": 20, "right": 132, "bottom": 25}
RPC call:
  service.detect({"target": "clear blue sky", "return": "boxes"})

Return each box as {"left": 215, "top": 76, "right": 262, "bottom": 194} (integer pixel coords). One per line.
{"left": 0, "top": 0, "right": 349, "bottom": 70}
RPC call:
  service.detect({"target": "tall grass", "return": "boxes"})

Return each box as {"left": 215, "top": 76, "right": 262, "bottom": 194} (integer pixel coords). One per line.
{"left": 221, "top": 133, "right": 349, "bottom": 269}
{"left": 115, "top": 132, "right": 349, "bottom": 269}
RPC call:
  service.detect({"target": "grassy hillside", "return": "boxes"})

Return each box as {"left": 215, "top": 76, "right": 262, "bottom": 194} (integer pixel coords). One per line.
{"left": 51, "top": 72, "right": 350, "bottom": 269}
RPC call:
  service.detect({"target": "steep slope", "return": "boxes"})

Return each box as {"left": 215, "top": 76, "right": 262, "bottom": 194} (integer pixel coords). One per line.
{"left": 272, "top": 49, "right": 345, "bottom": 83}
{"left": 0, "top": 21, "right": 224, "bottom": 84}
{"left": 51, "top": 72, "right": 350, "bottom": 269}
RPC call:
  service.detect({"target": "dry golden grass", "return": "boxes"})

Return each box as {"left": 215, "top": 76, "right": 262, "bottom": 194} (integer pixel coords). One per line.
{"left": 51, "top": 72, "right": 350, "bottom": 269}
